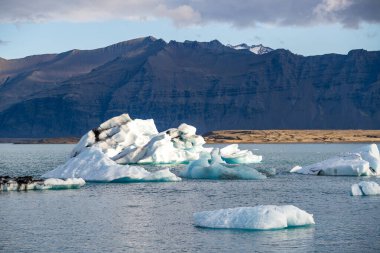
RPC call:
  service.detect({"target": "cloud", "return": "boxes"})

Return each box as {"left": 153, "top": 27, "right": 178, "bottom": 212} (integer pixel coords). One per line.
{"left": 0, "top": 0, "right": 378, "bottom": 28}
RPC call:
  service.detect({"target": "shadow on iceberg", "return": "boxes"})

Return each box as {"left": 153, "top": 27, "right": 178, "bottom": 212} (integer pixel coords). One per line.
{"left": 290, "top": 144, "right": 380, "bottom": 176}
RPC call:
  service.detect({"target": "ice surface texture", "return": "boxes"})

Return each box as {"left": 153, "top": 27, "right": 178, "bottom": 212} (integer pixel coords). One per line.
{"left": 194, "top": 205, "right": 315, "bottom": 230}
{"left": 42, "top": 148, "right": 181, "bottom": 182}
{"left": 71, "top": 114, "right": 206, "bottom": 164}
{"left": 351, "top": 181, "right": 380, "bottom": 196}
{"left": 290, "top": 144, "right": 380, "bottom": 176}
{"left": 180, "top": 149, "right": 266, "bottom": 180}
{"left": 0, "top": 177, "right": 85, "bottom": 191}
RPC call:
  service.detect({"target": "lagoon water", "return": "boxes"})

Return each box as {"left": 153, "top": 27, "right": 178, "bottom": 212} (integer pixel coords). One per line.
{"left": 1, "top": 143, "right": 379, "bottom": 252}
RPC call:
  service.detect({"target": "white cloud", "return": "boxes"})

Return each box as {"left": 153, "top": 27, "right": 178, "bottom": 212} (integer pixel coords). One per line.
{"left": 0, "top": 0, "right": 378, "bottom": 28}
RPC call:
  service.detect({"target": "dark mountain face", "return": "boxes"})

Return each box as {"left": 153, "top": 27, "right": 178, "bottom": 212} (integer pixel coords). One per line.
{"left": 0, "top": 37, "right": 379, "bottom": 137}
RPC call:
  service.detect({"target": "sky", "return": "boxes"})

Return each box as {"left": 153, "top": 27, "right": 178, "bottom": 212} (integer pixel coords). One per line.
{"left": 0, "top": 0, "right": 379, "bottom": 59}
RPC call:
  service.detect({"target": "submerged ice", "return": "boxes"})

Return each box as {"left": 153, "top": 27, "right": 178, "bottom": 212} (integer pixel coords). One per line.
{"left": 180, "top": 149, "right": 266, "bottom": 180}
{"left": 43, "top": 113, "right": 262, "bottom": 182}
{"left": 351, "top": 181, "right": 380, "bottom": 196}
{"left": 290, "top": 144, "right": 380, "bottom": 176}
{"left": 194, "top": 205, "right": 315, "bottom": 230}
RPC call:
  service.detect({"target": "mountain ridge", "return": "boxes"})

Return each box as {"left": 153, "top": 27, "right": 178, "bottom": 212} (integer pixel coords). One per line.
{"left": 0, "top": 36, "right": 379, "bottom": 137}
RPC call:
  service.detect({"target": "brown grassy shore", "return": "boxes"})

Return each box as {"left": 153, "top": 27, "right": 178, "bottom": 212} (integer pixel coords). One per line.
{"left": 1, "top": 130, "right": 380, "bottom": 144}
{"left": 203, "top": 130, "right": 380, "bottom": 144}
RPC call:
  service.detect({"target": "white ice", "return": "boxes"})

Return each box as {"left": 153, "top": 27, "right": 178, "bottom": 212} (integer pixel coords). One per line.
{"left": 193, "top": 205, "right": 315, "bottom": 230}
{"left": 180, "top": 149, "right": 266, "bottom": 180}
{"left": 290, "top": 144, "right": 380, "bottom": 176}
{"left": 42, "top": 147, "right": 181, "bottom": 182}
{"left": 70, "top": 114, "right": 207, "bottom": 164}
{"left": 351, "top": 181, "right": 380, "bottom": 196}
{"left": 0, "top": 178, "right": 85, "bottom": 191}
{"left": 220, "top": 144, "right": 262, "bottom": 164}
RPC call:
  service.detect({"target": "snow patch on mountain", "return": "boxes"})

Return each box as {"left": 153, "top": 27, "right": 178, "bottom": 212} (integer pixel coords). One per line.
{"left": 227, "top": 43, "right": 273, "bottom": 54}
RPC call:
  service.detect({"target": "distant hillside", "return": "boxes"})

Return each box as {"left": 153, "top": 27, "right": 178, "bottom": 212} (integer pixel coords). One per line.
{"left": 0, "top": 36, "right": 379, "bottom": 137}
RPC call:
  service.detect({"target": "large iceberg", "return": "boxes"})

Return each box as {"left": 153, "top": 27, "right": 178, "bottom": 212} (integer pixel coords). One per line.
{"left": 290, "top": 144, "right": 380, "bottom": 176}
{"left": 194, "top": 205, "right": 315, "bottom": 230}
{"left": 351, "top": 181, "right": 380, "bottom": 196}
{"left": 70, "top": 114, "right": 206, "bottom": 164}
{"left": 180, "top": 149, "right": 266, "bottom": 180}
{"left": 0, "top": 176, "right": 85, "bottom": 191}
{"left": 43, "top": 113, "right": 262, "bottom": 182}
{"left": 42, "top": 148, "right": 181, "bottom": 182}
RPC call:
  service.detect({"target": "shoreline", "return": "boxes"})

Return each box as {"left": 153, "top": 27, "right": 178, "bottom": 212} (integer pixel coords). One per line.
{"left": 204, "top": 130, "right": 380, "bottom": 144}
{"left": 1, "top": 130, "right": 380, "bottom": 144}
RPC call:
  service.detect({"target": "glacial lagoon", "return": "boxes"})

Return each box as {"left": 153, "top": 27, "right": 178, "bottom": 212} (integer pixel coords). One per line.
{"left": 1, "top": 143, "right": 379, "bottom": 252}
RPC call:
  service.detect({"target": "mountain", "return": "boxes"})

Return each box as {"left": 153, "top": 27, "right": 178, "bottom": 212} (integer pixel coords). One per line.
{"left": 0, "top": 37, "right": 379, "bottom": 137}
{"left": 227, "top": 43, "right": 273, "bottom": 54}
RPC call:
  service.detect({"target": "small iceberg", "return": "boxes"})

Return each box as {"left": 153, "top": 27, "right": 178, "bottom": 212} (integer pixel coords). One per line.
{"left": 193, "top": 205, "right": 315, "bottom": 230}
{"left": 351, "top": 181, "right": 380, "bottom": 196}
{"left": 180, "top": 149, "right": 266, "bottom": 180}
{"left": 42, "top": 148, "right": 181, "bottom": 182}
{"left": 290, "top": 144, "right": 380, "bottom": 176}
{"left": 0, "top": 176, "right": 85, "bottom": 191}
{"left": 43, "top": 113, "right": 261, "bottom": 182}
{"left": 220, "top": 144, "right": 262, "bottom": 164}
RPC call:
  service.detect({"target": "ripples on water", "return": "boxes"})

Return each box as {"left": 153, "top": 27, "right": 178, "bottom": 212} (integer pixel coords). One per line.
{"left": 0, "top": 143, "right": 379, "bottom": 252}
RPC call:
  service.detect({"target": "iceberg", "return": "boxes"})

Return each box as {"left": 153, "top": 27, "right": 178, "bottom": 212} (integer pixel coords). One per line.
{"left": 220, "top": 144, "right": 262, "bottom": 164}
{"left": 180, "top": 149, "right": 266, "bottom": 180}
{"left": 351, "top": 181, "right": 380, "bottom": 196}
{"left": 194, "top": 205, "right": 315, "bottom": 230}
{"left": 43, "top": 113, "right": 262, "bottom": 182}
{"left": 0, "top": 176, "right": 85, "bottom": 191}
{"left": 42, "top": 148, "right": 181, "bottom": 182}
{"left": 70, "top": 114, "right": 206, "bottom": 164}
{"left": 290, "top": 144, "right": 380, "bottom": 176}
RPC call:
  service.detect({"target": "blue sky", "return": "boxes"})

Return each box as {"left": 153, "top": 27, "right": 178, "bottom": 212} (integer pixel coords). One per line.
{"left": 0, "top": 0, "right": 379, "bottom": 59}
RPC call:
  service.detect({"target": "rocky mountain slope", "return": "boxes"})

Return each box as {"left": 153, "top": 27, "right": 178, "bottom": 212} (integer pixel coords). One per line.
{"left": 0, "top": 37, "right": 379, "bottom": 137}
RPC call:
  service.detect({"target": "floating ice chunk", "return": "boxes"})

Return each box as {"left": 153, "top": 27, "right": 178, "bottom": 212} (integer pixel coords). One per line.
{"left": 291, "top": 144, "right": 380, "bottom": 176}
{"left": 42, "top": 148, "right": 181, "bottom": 182}
{"left": 351, "top": 181, "right": 380, "bottom": 196}
{"left": 220, "top": 144, "right": 262, "bottom": 164}
{"left": 39, "top": 178, "right": 85, "bottom": 190}
{"left": 353, "top": 144, "right": 380, "bottom": 174}
{"left": 194, "top": 205, "right": 315, "bottom": 230}
{"left": 180, "top": 149, "right": 266, "bottom": 180}
{"left": 0, "top": 177, "right": 85, "bottom": 191}
{"left": 290, "top": 155, "right": 370, "bottom": 176}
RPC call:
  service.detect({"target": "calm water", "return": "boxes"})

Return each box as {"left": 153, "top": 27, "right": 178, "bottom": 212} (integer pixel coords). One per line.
{"left": 1, "top": 143, "right": 379, "bottom": 253}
